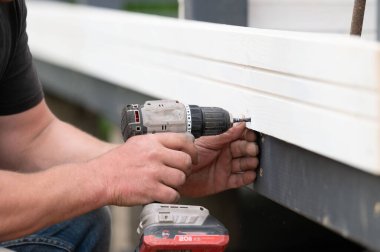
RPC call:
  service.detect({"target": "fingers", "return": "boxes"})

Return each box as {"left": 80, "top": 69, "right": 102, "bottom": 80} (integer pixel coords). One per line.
{"left": 155, "top": 133, "right": 198, "bottom": 164}
{"left": 231, "top": 157, "right": 259, "bottom": 173}
{"left": 160, "top": 167, "right": 187, "bottom": 188}
{"left": 161, "top": 149, "right": 193, "bottom": 175}
{"left": 195, "top": 123, "right": 247, "bottom": 149}
{"left": 217, "top": 122, "right": 246, "bottom": 144}
{"left": 240, "top": 127, "right": 257, "bottom": 142}
{"left": 205, "top": 123, "right": 256, "bottom": 146}
{"left": 154, "top": 169, "right": 186, "bottom": 203}
{"left": 153, "top": 185, "right": 180, "bottom": 203}
{"left": 230, "top": 140, "right": 259, "bottom": 159}
{"left": 227, "top": 171, "right": 256, "bottom": 189}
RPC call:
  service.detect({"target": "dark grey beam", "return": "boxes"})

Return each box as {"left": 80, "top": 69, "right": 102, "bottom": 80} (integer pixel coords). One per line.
{"left": 255, "top": 134, "right": 380, "bottom": 251}
{"left": 184, "top": 0, "right": 247, "bottom": 26}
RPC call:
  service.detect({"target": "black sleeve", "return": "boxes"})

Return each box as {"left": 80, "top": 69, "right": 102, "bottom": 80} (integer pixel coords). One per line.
{"left": 0, "top": 0, "right": 43, "bottom": 116}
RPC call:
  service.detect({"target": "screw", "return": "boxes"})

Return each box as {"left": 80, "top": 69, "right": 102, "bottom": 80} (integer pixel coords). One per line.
{"left": 233, "top": 118, "right": 251, "bottom": 123}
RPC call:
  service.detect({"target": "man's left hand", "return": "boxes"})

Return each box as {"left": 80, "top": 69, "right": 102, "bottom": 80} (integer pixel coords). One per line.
{"left": 179, "top": 123, "right": 259, "bottom": 197}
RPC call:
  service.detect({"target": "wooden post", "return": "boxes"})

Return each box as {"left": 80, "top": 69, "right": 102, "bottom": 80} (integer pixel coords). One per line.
{"left": 350, "top": 0, "right": 367, "bottom": 36}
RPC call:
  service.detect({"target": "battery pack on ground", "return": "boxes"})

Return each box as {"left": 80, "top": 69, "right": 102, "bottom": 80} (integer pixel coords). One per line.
{"left": 137, "top": 204, "right": 229, "bottom": 252}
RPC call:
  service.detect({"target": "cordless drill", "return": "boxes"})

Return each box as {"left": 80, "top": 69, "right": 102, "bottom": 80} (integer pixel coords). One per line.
{"left": 120, "top": 100, "right": 251, "bottom": 252}
{"left": 121, "top": 100, "right": 251, "bottom": 141}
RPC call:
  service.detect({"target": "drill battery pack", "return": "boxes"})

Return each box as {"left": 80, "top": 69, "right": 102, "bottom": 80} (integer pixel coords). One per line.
{"left": 136, "top": 203, "right": 229, "bottom": 252}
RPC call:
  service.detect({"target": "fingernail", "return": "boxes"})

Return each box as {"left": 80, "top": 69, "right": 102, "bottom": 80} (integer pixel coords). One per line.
{"left": 185, "top": 132, "right": 195, "bottom": 142}
{"left": 175, "top": 194, "right": 181, "bottom": 203}
{"left": 233, "top": 122, "right": 245, "bottom": 126}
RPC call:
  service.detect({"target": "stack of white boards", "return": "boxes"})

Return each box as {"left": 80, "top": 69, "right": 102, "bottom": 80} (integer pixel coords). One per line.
{"left": 26, "top": 1, "right": 380, "bottom": 175}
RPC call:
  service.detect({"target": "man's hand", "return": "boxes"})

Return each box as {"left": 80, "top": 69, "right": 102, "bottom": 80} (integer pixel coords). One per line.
{"left": 179, "top": 123, "right": 259, "bottom": 197}
{"left": 91, "top": 133, "right": 198, "bottom": 206}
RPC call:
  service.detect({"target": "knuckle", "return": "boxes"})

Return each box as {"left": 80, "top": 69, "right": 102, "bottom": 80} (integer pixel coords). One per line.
{"left": 232, "top": 159, "right": 239, "bottom": 170}
{"left": 230, "top": 141, "right": 238, "bottom": 152}
{"left": 251, "top": 131, "right": 258, "bottom": 141}
{"left": 176, "top": 171, "right": 186, "bottom": 185}
{"left": 183, "top": 154, "right": 192, "bottom": 168}
{"left": 253, "top": 143, "right": 259, "bottom": 154}
{"left": 247, "top": 143, "right": 259, "bottom": 156}
{"left": 239, "top": 140, "right": 248, "bottom": 153}
{"left": 183, "top": 133, "right": 195, "bottom": 144}
{"left": 147, "top": 148, "right": 162, "bottom": 161}
{"left": 164, "top": 190, "right": 180, "bottom": 203}
{"left": 244, "top": 171, "right": 256, "bottom": 184}
{"left": 245, "top": 130, "right": 257, "bottom": 141}
{"left": 252, "top": 157, "right": 259, "bottom": 167}
{"left": 147, "top": 164, "right": 162, "bottom": 178}
{"left": 166, "top": 170, "right": 186, "bottom": 188}
{"left": 179, "top": 133, "right": 191, "bottom": 141}
{"left": 148, "top": 134, "right": 165, "bottom": 147}
{"left": 240, "top": 158, "right": 247, "bottom": 169}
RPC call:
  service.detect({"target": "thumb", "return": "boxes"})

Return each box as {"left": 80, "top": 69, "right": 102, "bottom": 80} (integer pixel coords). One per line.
{"left": 218, "top": 122, "right": 246, "bottom": 143}
{"left": 196, "top": 123, "right": 246, "bottom": 148}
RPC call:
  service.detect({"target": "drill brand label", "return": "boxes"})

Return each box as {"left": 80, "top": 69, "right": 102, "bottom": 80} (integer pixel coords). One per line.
{"left": 174, "top": 235, "right": 228, "bottom": 244}
{"left": 177, "top": 235, "right": 193, "bottom": 242}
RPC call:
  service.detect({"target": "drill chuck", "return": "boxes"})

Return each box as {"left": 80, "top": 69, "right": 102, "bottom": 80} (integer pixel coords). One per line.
{"left": 188, "top": 105, "right": 231, "bottom": 138}
{"left": 121, "top": 100, "right": 249, "bottom": 141}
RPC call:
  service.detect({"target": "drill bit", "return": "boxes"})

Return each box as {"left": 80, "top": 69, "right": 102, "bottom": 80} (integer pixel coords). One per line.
{"left": 233, "top": 117, "right": 251, "bottom": 123}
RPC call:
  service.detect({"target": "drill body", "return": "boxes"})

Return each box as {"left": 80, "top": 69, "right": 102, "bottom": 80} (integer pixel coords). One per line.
{"left": 121, "top": 100, "right": 243, "bottom": 141}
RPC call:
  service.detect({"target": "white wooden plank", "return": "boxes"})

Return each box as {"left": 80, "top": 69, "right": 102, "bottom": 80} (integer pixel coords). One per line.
{"left": 109, "top": 44, "right": 379, "bottom": 119}
{"left": 26, "top": 1, "right": 380, "bottom": 174}
{"left": 27, "top": 21, "right": 379, "bottom": 119}
{"left": 27, "top": 1, "right": 380, "bottom": 90}
{"left": 248, "top": 0, "right": 376, "bottom": 36}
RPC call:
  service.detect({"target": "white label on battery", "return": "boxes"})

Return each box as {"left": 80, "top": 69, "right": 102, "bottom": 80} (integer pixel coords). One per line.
{"left": 158, "top": 213, "right": 174, "bottom": 223}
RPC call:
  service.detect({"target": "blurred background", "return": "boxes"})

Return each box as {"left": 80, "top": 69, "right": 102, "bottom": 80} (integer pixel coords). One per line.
{"left": 29, "top": 0, "right": 379, "bottom": 251}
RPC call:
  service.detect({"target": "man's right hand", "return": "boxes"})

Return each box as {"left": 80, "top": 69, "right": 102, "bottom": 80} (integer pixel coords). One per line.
{"left": 90, "top": 133, "right": 198, "bottom": 206}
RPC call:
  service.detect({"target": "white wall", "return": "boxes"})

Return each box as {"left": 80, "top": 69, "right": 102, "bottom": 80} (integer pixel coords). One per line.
{"left": 248, "top": 0, "right": 377, "bottom": 40}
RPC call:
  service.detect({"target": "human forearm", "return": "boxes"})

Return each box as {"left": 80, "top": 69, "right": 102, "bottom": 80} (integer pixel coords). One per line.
{"left": 0, "top": 162, "right": 107, "bottom": 241}
{"left": 19, "top": 118, "right": 118, "bottom": 171}
{"left": 0, "top": 100, "right": 118, "bottom": 172}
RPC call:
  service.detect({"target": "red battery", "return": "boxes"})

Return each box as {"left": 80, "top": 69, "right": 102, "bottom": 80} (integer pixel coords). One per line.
{"left": 137, "top": 204, "right": 229, "bottom": 252}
